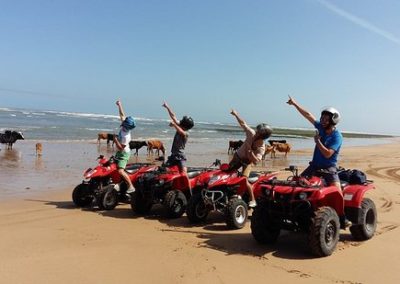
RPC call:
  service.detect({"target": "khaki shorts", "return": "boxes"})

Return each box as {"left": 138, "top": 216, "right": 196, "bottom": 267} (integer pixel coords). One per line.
{"left": 115, "top": 151, "right": 130, "bottom": 169}
{"left": 229, "top": 153, "right": 253, "bottom": 177}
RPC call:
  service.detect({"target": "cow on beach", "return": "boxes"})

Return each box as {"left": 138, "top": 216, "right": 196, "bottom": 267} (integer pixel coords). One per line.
{"left": 268, "top": 139, "right": 287, "bottom": 146}
{"left": 97, "top": 132, "right": 115, "bottom": 146}
{"left": 262, "top": 145, "right": 276, "bottom": 160}
{"left": 269, "top": 142, "right": 291, "bottom": 158}
{"left": 228, "top": 140, "right": 243, "bottom": 154}
{"left": 147, "top": 140, "right": 165, "bottom": 156}
{"left": 0, "top": 130, "right": 24, "bottom": 150}
{"left": 129, "top": 140, "right": 148, "bottom": 155}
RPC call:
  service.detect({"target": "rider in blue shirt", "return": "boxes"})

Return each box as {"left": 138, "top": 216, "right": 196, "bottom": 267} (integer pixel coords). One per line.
{"left": 287, "top": 96, "right": 343, "bottom": 188}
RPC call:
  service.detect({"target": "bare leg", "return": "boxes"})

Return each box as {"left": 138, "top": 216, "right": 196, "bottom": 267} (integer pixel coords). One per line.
{"left": 118, "top": 169, "right": 133, "bottom": 189}
{"left": 246, "top": 179, "right": 255, "bottom": 202}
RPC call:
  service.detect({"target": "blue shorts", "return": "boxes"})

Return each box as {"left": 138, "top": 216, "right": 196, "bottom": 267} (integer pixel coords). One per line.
{"left": 166, "top": 154, "right": 186, "bottom": 172}
{"left": 301, "top": 164, "right": 340, "bottom": 185}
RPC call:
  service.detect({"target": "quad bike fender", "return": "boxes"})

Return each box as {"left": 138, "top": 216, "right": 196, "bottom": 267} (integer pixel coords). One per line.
{"left": 129, "top": 166, "right": 156, "bottom": 183}
{"left": 343, "top": 183, "right": 375, "bottom": 208}
{"left": 110, "top": 171, "right": 122, "bottom": 183}
{"left": 252, "top": 183, "right": 263, "bottom": 199}
{"left": 313, "top": 187, "right": 344, "bottom": 216}
{"left": 226, "top": 176, "right": 248, "bottom": 195}
{"left": 172, "top": 175, "right": 190, "bottom": 192}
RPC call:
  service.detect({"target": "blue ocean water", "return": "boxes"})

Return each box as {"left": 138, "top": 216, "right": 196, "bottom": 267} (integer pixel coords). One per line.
{"left": 0, "top": 107, "right": 393, "bottom": 149}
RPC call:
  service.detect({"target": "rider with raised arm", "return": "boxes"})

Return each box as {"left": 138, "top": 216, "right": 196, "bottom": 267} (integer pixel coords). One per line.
{"left": 162, "top": 101, "right": 194, "bottom": 173}
{"left": 228, "top": 109, "right": 272, "bottom": 208}
{"left": 114, "top": 100, "right": 136, "bottom": 193}
{"left": 286, "top": 95, "right": 343, "bottom": 189}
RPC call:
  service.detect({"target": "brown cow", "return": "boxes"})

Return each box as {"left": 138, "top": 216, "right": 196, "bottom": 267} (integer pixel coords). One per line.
{"left": 97, "top": 132, "right": 115, "bottom": 146}
{"left": 147, "top": 140, "right": 165, "bottom": 156}
{"left": 272, "top": 142, "right": 291, "bottom": 158}
{"left": 262, "top": 145, "right": 275, "bottom": 160}
{"left": 228, "top": 140, "right": 243, "bottom": 154}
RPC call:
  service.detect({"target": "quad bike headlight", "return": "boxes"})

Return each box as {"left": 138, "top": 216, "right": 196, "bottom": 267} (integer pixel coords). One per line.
{"left": 298, "top": 192, "right": 308, "bottom": 200}
{"left": 84, "top": 169, "right": 97, "bottom": 178}
{"left": 208, "top": 175, "right": 221, "bottom": 185}
{"left": 343, "top": 193, "right": 353, "bottom": 201}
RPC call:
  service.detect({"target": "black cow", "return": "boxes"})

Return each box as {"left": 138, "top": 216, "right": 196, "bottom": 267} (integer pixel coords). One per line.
{"left": 129, "top": 140, "right": 148, "bottom": 155}
{"left": 228, "top": 140, "right": 243, "bottom": 154}
{"left": 268, "top": 139, "right": 287, "bottom": 146}
{"left": 0, "top": 130, "right": 24, "bottom": 149}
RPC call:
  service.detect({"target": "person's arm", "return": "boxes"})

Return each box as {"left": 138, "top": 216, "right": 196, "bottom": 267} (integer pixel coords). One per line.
{"left": 230, "top": 109, "right": 251, "bottom": 132}
{"left": 113, "top": 135, "right": 125, "bottom": 151}
{"left": 286, "top": 95, "right": 316, "bottom": 126}
{"left": 248, "top": 150, "right": 261, "bottom": 163}
{"left": 314, "top": 131, "right": 341, "bottom": 159}
{"left": 162, "top": 101, "right": 179, "bottom": 125}
{"left": 169, "top": 121, "right": 187, "bottom": 137}
{"left": 116, "top": 100, "right": 126, "bottom": 122}
{"left": 314, "top": 136, "right": 335, "bottom": 158}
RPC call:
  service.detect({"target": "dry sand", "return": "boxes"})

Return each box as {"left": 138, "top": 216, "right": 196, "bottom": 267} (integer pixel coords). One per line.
{"left": 1, "top": 141, "right": 400, "bottom": 283}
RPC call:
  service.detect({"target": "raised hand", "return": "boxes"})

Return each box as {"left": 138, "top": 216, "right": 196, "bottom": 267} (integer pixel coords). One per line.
{"left": 286, "top": 95, "right": 295, "bottom": 106}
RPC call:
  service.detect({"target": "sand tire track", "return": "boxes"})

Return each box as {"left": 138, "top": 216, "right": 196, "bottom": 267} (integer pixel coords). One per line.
{"left": 379, "top": 197, "right": 393, "bottom": 212}
{"left": 385, "top": 167, "right": 400, "bottom": 182}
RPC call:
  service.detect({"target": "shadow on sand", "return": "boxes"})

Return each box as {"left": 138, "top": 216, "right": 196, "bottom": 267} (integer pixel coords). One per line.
{"left": 27, "top": 198, "right": 358, "bottom": 259}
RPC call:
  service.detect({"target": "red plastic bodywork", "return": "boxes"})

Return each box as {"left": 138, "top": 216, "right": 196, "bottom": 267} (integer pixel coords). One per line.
{"left": 153, "top": 165, "right": 219, "bottom": 195}
{"left": 258, "top": 175, "right": 375, "bottom": 215}
{"left": 83, "top": 158, "right": 157, "bottom": 185}
{"left": 342, "top": 183, "right": 375, "bottom": 208}
{"left": 205, "top": 163, "right": 277, "bottom": 198}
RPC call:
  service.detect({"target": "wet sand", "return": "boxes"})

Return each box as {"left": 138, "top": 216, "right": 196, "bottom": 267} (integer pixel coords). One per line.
{"left": 0, "top": 139, "right": 400, "bottom": 283}
{"left": 0, "top": 139, "right": 309, "bottom": 199}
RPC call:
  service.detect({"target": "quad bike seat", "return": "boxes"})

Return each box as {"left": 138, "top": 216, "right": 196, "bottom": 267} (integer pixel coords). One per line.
{"left": 187, "top": 171, "right": 202, "bottom": 179}
{"left": 125, "top": 163, "right": 153, "bottom": 174}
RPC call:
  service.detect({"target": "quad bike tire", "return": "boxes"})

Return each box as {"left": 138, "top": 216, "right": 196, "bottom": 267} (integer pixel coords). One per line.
{"left": 251, "top": 201, "right": 281, "bottom": 244}
{"left": 72, "top": 183, "right": 92, "bottom": 207}
{"left": 225, "top": 198, "right": 248, "bottom": 229}
{"left": 186, "top": 191, "right": 209, "bottom": 223}
{"left": 309, "top": 206, "right": 340, "bottom": 257}
{"left": 99, "top": 185, "right": 119, "bottom": 210}
{"left": 350, "top": 198, "right": 377, "bottom": 241}
{"left": 130, "top": 191, "right": 153, "bottom": 215}
{"left": 163, "top": 190, "right": 187, "bottom": 218}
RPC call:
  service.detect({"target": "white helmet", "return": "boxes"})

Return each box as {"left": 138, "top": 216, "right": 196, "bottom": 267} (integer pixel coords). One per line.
{"left": 321, "top": 107, "right": 341, "bottom": 125}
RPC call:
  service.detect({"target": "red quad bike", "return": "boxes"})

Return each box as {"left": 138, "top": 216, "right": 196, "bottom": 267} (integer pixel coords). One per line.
{"left": 72, "top": 155, "right": 156, "bottom": 210}
{"left": 186, "top": 163, "right": 276, "bottom": 229}
{"left": 251, "top": 165, "right": 377, "bottom": 257}
{"left": 130, "top": 160, "right": 221, "bottom": 218}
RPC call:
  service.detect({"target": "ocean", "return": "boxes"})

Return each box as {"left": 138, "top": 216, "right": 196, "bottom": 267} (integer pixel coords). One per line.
{"left": 0, "top": 107, "right": 393, "bottom": 148}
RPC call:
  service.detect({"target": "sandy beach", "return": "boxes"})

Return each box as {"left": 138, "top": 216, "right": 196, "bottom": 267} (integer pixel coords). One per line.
{"left": 1, "top": 140, "right": 400, "bottom": 283}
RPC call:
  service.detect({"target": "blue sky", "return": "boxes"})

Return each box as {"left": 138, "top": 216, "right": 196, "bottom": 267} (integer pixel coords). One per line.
{"left": 1, "top": 0, "right": 399, "bottom": 134}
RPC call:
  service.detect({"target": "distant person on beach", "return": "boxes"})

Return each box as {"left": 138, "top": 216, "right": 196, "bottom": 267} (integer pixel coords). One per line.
{"left": 228, "top": 109, "right": 272, "bottom": 208}
{"left": 286, "top": 95, "right": 343, "bottom": 189}
{"left": 114, "top": 100, "right": 136, "bottom": 193}
{"left": 162, "top": 101, "right": 194, "bottom": 173}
